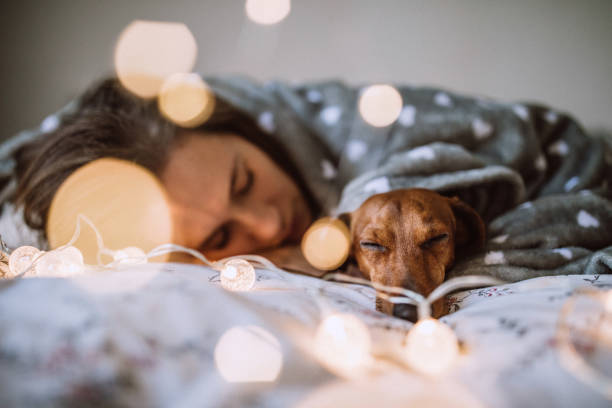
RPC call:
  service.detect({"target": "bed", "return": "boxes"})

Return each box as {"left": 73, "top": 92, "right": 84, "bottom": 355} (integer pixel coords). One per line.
{"left": 0, "top": 261, "right": 610, "bottom": 407}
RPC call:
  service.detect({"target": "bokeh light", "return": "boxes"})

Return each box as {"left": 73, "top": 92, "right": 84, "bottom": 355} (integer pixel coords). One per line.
{"left": 245, "top": 0, "right": 291, "bottom": 25}
{"left": 314, "top": 313, "right": 371, "bottom": 374}
{"left": 114, "top": 20, "right": 197, "bottom": 98}
{"left": 220, "top": 258, "right": 256, "bottom": 291}
{"left": 8, "top": 245, "right": 41, "bottom": 277}
{"left": 214, "top": 325, "right": 283, "bottom": 382}
{"left": 403, "top": 318, "right": 459, "bottom": 376}
{"left": 158, "top": 73, "right": 215, "bottom": 127}
{"left": 358, "top": 84, "right": 403, "bottom": 127}
{"left": 301, "top": 217, "right": 351, "bottom": 271}
{"left": 46, "top": 158, "right": 173, "bottom": 265}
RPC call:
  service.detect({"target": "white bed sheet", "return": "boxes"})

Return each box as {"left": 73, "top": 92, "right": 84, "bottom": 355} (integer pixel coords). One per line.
{"left": 0, "top": 263, "right": 610, "bottom": 407}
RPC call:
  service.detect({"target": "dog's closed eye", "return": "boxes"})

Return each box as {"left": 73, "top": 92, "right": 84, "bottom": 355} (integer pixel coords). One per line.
{"left": 360, "top": 241, "right": 387, "bottom": 252}
{"left": 420, "top": 233, "right": 449, "bottom": 250}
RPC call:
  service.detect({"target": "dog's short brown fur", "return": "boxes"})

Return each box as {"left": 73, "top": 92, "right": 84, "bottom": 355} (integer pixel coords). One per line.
{"left": 342, "top": 189, "right": 485, "bottom": 319}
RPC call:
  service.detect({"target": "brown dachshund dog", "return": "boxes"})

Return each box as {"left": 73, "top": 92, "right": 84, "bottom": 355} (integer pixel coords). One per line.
{"left": 259, "top": 188, "right": 485, "bottom": 321}
{"left": 341, "top": 188, "right": 485, "bottom": 320}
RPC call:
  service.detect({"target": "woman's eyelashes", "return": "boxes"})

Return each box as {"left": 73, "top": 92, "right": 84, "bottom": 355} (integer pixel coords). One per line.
{"left": 202, "top": 224, "right": 230, "bottom": 251}
{"left": 234, "top": 160, "right": 254, "bottom": 197}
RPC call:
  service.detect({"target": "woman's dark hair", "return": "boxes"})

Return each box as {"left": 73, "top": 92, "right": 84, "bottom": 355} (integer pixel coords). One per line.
{"left": 13, "top": 77, "right": 317, "bottom": 232}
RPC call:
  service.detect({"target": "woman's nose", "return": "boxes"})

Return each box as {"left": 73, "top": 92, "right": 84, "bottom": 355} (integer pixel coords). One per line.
{"left": 231, "top": 202, "right": 283, "bottom": 243}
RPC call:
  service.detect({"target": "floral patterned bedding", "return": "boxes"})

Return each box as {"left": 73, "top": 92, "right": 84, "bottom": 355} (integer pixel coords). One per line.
{"left": 0, "top": 263, "right": 610, "bottom": 407}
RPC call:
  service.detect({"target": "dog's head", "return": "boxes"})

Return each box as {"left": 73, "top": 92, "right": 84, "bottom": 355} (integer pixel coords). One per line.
{"left": 341, "top": 189, "right": 485, "bottom": 319}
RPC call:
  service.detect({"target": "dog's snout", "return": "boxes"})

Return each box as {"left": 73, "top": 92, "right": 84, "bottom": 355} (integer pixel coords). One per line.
{"left": 392, "top": 303, "right": 418, "bottom": 322}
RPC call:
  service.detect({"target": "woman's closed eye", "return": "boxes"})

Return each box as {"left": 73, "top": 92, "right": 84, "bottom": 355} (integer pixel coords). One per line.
{"left": 232, "top": 158, "right": 254, "bottom": 197}
{"left": 201, "top": 224, "right": 231, "bottom": 251}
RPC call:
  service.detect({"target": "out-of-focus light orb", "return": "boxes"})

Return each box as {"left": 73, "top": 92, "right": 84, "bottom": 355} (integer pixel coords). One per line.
{"left": 158, "top": 73, "right": 215, "bottom": 128}
{"left": 245, "top": 0, "right": 291, "bottom": 25}
{"left": 301, "top": 217, "right": 351, "bottom": 271}
{"left": 404, "top": 318, "right": 459, "bottom": 376}
{"left": 113, "top": 246, "right": 148, "bottom": 265}
{"left": 47, "top": 158, "right": 173, "bottom": 265}
{"left": 8, "top": 246, "right": 41, "bottom": 277}
{"left": 315, "top": 313, "right": 371, "bottom": 374}
{"left": 358, "top": 84, "right": 403, "bottom": 127}
{"left": 114, "top": 20, "right": 198, "bottom": 98}
{"left": 220, "top": 258, "right": 256, "bottom": 291}
{"left": 35, "top": 246, "right": 84, "bottom": 277}
{"left": 214, "top": 325, "right": 283, "bottom": 382}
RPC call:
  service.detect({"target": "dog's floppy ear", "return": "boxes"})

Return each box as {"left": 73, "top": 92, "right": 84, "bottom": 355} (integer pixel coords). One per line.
{"left": 337, "top": 212, "right": 351, "bottom": 230}
{"left": 448, "top": 196, "right": 485, "bottom": 254}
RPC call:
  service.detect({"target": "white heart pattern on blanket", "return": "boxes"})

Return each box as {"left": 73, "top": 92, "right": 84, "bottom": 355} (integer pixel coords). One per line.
{"left": 364, "top": 177, "right": 391, "bottom": 194}
{"left": 321, "top": 106, "right": 342, "bottom": 125}
{"left": 576, "top": 210, "right": 599, "bottom": 228}
{"left": 472, "top": 118, "right": 494, "bottom": 140}
{"left": 407, "top": 146, "right": 435, "bottom": 160}
{"left": 398, "top": 105, "right": 416, "bottom": 127}
{"left": 434, "top": 92, "right": 452, "bottom": 107}
{"left": 321, "top": 159, "right": 337, "bottom": 180}
{"left": 258, "top": 111, "right": 276, "bottom": 133}
{"left": 346, "top": 140, "right": 367, "bottom": 162}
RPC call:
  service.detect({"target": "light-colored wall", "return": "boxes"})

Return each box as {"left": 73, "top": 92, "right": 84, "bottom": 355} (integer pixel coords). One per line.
{"left": 2, "top": 0, "right": 611, "bottom": 141}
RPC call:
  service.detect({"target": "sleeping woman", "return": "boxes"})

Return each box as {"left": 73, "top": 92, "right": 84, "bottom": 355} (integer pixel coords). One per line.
{"left": 1, "top": 76, "right": 611, "bottom": 298}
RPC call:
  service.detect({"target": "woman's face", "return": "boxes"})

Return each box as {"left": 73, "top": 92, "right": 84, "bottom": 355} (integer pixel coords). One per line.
{"left": 161, "top": 132, "right": 313, "bottom": 260}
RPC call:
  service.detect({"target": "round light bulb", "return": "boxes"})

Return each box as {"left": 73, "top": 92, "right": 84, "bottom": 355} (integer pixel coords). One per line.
{"left": 220, "top": 259, "right": 256, "bottom": 291}
{"left": 114, "top": 20, "right": 198, "bottom": 98}
{"left": 245, "top": 0, "right": 291, "bottom": 25}
{"left": 158, "top": 73, "right": 215, "bottom": 127}
{"left": 404, "top": 318, "right": 459, "bottom": 376}
{"left": 47, "top": 158, "right": 173, "bottom": 265}
{"left": 34, "top": 246, "right": 85, "bottom": 277}
{"left": 301, "top": 217, "right": 351, "bottom": 271}
{"left": 358, "top": 84, "right": 403, "bottom": 127}
{"left": 8, "top": 246, "right": 42, "bottom": 277}
{"left": 113, "top": 246, "right": 148, "bottom": 265}
{"left": 214, "top": 325, "right": 283, "bottom": 382}
{"left": 314, "top": 313, "right": 371, "bottom": 374}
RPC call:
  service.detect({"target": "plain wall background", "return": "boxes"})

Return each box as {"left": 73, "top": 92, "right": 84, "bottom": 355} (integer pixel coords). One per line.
{"left": 2, "top": 0, "right": 611, "bottom": 141}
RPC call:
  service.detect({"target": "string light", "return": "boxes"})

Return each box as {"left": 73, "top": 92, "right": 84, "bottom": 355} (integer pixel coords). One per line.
{"left": 403, "top": 318, "right": 459, "bottom": 376}
{"left": 358, "top": 84, "right": 403, "bottom": 127}
{"left": 214, "top": 325, "right": 283, "bottom": 382}
{"left": 245, "top": 0, "right": 291, "bottom": 25}
{"left": 158, "top": 73, "right": 215, "bottom": 127}
{"left": 35, "top": 246, "right": 84, "bottom": 277}
{"left": 301, "top": 217, "right": 351, "bottom": 271}
{"left": 8, "top": 245, "right": 42, "bottom": 277}
{"left": 557, "top": 288, "right": 612, "bottom": 399}
{"left": 114, "top": 20, "right": 198, "bottom": 98}
{"left": 219, "top": 258, "right": 256, "bottom": 291}
{"left": 314, "top": 313, "right": 372, "bottom": 375}
{"left": 113, "top": 246, "right": 148, "bottom": 265}
{"left": 321, "top": 273, "right": 504, "bottom": 376}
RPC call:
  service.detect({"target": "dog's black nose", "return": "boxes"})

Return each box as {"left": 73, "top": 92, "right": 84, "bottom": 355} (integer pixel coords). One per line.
{"left": 393, "top": 303, "right": 418, "bottom": 322}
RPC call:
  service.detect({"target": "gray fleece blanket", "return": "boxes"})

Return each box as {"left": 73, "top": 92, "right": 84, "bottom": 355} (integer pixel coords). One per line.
{"left": 1, "top": 77, "right": 611, "bottom": 282}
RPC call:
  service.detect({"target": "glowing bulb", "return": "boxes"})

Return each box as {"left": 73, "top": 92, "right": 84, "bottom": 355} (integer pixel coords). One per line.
{"left": 113, "top": 246, "right": 148, "bottom": 265}
{"left": 158, "top": 73, "right": 215, "bottom": 127}
{"left": 301, "top": 217, "right": 351, "bottom": 271}
{"left": 8, "top": 246, "right": 42, "bottom": 277}
{"left": 214, "top": 325, "right": 283, "bottom": 382}
{"left": 314, "top": 313, "right": 371, "bottom": 374}
{"left": 114, "top": 20, "right": 197, "bottom": 98}
{"left": 404, "top": 318, "right": 459, "bottom": 376}
{"left": 33, "top": 246, "right": 84, "bottom": 277}
{"left": 220, "top": 259, "right": 256, "bottom": 291}
{"left": 47, "top": 158, "right": 173, "bottom": 265}
{"left": 358, "top": 84, "right": 403, "bottom": 127}
{"left": 245, "top": 0, "right": 291, "bottom": 25}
